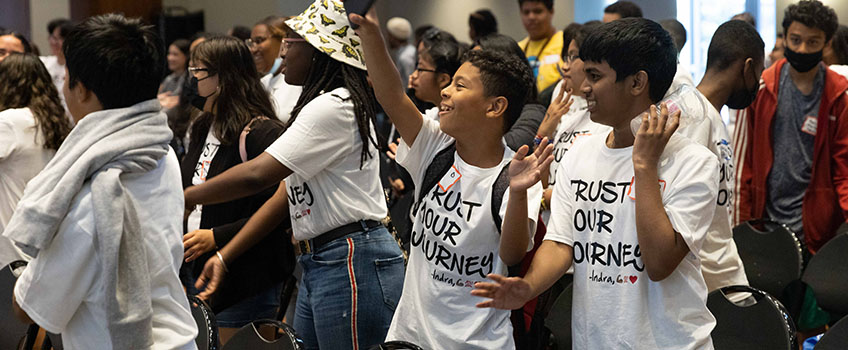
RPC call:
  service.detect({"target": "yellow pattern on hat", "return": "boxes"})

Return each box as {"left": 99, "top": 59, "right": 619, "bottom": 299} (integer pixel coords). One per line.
{"left": 285, "top": 0, "right": 368, "bottom": 70}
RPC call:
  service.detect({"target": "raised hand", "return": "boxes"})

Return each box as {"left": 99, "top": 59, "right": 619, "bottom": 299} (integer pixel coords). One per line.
{"left": 471, "top": 274, "right": 534, "bottom": 310}
{"left": 536, "top": 87, "right": 574, "bottom": 139}
{"left": 508, "top": 138, "right": 554, "bottom": 192}
{"left": 633, "top": 103, "right": 680, "bottom": 171}
{"left": 183, "top": 229, "right": 216, "bottom": 262}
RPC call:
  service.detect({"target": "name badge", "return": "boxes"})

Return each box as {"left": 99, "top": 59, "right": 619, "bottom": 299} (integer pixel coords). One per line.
{"left": 438, "top": 165, "right": 462, "bottom": 192}
{"left": 802, "top": 115, "right": 817, "bottom": 135}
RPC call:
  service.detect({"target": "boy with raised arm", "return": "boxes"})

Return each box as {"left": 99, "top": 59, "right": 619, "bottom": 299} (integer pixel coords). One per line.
{"left": 351, "top": 9, "right": 549, "bottom": 350}
{"left": 472, "top": 18, "right": 718, "bottom": 349}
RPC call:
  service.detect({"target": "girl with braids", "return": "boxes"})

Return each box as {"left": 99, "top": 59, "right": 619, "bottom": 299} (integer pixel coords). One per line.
{"left": 0, "top": 53, "right": 72, "bottom": 265}
{"left": 184, "top": 2, "right": 405, "bottom": 349}
{"left": 179, "top": 36, "right": 294, "bottom": 345}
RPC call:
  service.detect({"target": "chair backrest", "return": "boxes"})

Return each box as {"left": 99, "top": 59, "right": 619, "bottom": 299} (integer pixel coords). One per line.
{"left": 222, "top": 319, "right": 303, "bottom": 350}
{"left": 802, "top": 233, "right": 848, "bottom": 316}
{"left": 733, "top": 220, "right": 803, "bottom": 298}
{"left": 188, "top": 295, "right": 219, "bottom": 350}
{"left": 367, "top": 340, "right": 424, "bottom": 350}
{"left": 544, "top": 282, "right": 573, "bottom": 350}
{"left": 707, "top": 285, "right": 797, "bottom": 350}
{"left": 814, "top": 315, "right": 848, "bottom": 349}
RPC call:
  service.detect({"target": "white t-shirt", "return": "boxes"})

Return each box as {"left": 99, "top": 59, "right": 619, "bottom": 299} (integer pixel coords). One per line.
{"left": 39, "top": 56, "right": 70, "bottom": 121}
{"left": 0, "top": 108, "right": 55, "bottom": 266}
{"left": 546, "top": 133, "right": 717, "bottom": 350}
{"left": 264, "top": 88, "right": 387, "bottom": 240}
{"left": 261, "top": 73, "right": 302, "bottom": 124}
{"left": 14, "top": 149, "right": 198, "bottom": 350}
{"left": 186, "top": 129, "right": 220, "bottom": 233}
{"left": 547, "top": 83, "right": 612, "bottom": 186}
{"left": 670, "top": 88, "right": 749, "bottom": 290}
{"left": 387, "top": 117, "right": 543, "bottom": 350}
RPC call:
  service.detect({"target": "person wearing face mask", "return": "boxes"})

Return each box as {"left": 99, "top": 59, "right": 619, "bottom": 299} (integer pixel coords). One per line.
{"left": 733, "top": 0, "right": 848, "bottom": 260}
{"left": 259, "top": 18, "right": 303, "bottom": 124}
{"left": 180, "top": 36, "right": 294, "bottom": 345}
{"left": 247, "top": 16, "right": 286, "bottom": 77}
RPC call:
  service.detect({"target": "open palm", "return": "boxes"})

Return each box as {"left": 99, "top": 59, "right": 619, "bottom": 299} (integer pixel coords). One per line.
{"left": 509, "top": 139, "right": 554, "bottom": 192}
{"left": 472, "top": 274, "right": 533, "bottom": 310}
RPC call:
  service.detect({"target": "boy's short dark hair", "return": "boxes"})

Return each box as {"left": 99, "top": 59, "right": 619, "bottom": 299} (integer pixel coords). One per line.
{"left": 0, "top": 30, "right": 32, "bottom": 54}
{"left": 518, "top": 0, "right": 553, "bottom": 11}
{"left": 580, "top": 18, "right": 676, "bottom": 103}
{"left": 47, "top": 18, "right": 74, "bottom": 38}
{"left": 462, "top": 50, "right": 534, "bottom": 132}
{"left": 604, "top": 1, "right": 643, "bottom": 19}
{"left": 574, "top": 21, "right": 603, "bottom": 51}
{"left": 706, "top": 20, "right": 764, "bottom": 72}
{"left": 469, "top": 9, "right": 498, "bottom": 38}
{"left": 660, "top": 19, "right": 687, "bottom": 54}
{"left": 782, "top": 0, "right": 838, "bottom": 41}
{"left": 63, "top": 14, "right": 165, "bottom": 110}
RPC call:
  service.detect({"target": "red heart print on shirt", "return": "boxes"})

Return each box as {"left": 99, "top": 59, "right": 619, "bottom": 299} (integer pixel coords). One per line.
{"left": 629, "top": 276, "right": 638, "bottom": 284}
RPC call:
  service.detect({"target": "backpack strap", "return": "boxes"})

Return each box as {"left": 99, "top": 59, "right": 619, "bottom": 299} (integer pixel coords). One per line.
{"left": 416, "top": 142, "right": 457, "bottom": 202}
{"left": 490, "top": 162, "right": 511, "bottom": 235}
{"left": 239, "top": 116, "right": 270, "bottom": 163}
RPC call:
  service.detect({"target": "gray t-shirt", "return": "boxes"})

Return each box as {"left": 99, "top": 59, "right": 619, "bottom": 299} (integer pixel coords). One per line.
{"left": 766, "top": 64, "right": 825, "bottom": 239}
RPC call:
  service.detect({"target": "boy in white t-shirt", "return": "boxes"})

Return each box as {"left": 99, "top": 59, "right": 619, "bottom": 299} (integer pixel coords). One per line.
{"left": 473, "top": 18, "right": 718, "bottom": 349}
{"left": 7, "top": 14, "right": 197, "bottom": 349}
{"left": 351, "top": 9, "right": 549, "bottom": 350}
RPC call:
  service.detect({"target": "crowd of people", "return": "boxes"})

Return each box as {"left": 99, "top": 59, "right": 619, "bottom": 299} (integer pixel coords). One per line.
{"left": 0, "top": 0, "right": 847, "bottom": 349}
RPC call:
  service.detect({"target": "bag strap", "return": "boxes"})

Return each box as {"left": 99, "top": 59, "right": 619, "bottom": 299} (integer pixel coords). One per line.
{"left": 239, "top": 116, "right": 270, "bottom": 163}
{"left": 416, "top": 142, "right": 457, "bottom": 202}
{"left": 490, "top": 162, "right": 511, "bottom": 235}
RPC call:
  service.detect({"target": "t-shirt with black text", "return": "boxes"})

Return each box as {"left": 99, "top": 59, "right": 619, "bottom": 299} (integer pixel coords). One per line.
{"left": 546, "top": 132, "right": 717, "bottom": 349}
{"left": 387, "top": 117, "right": 543, "bottom": 349}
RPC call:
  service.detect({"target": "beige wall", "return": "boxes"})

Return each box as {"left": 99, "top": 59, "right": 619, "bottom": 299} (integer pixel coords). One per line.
{"left": 376, "top": 0, "right": 575, "bottom": 43}
{"left": 29, "top": 0, "right": 70, "bottom": 54}
{"left": 162, "top": 0, "right": 310, "bottom": 34}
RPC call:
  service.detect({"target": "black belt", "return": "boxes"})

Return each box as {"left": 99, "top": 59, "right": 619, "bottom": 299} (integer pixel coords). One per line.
{"left": 296, "top": 220, "right": 382, "bottom": 255}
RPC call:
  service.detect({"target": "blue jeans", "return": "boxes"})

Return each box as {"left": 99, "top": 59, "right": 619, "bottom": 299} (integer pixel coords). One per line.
{"left": 215, "top": 283, "right": 283, "bottom": 328}
{"left": 293, "top": 225, "right": 405, "bottom": 350}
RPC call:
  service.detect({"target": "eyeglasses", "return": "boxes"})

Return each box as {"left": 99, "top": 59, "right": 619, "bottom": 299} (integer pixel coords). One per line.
{"left": 245, "top": 36, "right": 269, "bottom": 48}
{"left": 188, "top": 67, "right": 214, "bottom": 79}
{"left": 556, "top": 55, "right": 579, "bottom": 76}
{"left": 282, "top": 38, "right": 307, "bottom": 48}
{"left": 415, "top": 67, "right": 438, "bottom": 74}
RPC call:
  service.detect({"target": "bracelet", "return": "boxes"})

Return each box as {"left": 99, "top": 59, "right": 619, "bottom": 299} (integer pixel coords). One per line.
{"left": 534, "top": 135, "right": 543, "bottom": 146}
{"left": 540, "top": 195, "right": 549, "bottom": 211}
{"left": 215, "top": 251, "right": 229, "bottom": 273}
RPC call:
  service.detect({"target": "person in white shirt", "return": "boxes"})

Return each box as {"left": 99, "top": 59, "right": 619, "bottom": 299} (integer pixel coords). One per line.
{"left": 7, "top": 14, "right": 197, "bottom": 349}
{"left": 353, "top": 9, "right": 548, "bottom": 350}
{"left": 473, "top": 18, "right": 717, "bottom": 349}
{"left": 0, "top": 53, "right": 72, "bottom": 267}
{"left": 184, "top": 2, "right": 405, "bottom": 349}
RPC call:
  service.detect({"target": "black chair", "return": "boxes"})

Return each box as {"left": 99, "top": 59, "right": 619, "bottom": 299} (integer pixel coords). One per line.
{"left": 802, "top": 233, "right": 848, "bottom": 318}
{"left": 367, "top": 340, "right": 424, "bottom": 350}
{"left": 707, "top": 285, "right": 796, "bottom": 350}
{"left": 733, "top": 220, "right": 803, "bottom": 299}
{"left": 222, "top": 319, "right": 303, "bottom": 350}
{"left": 544, "top": 282, "right": 573, "bottom": 350}
{"left": 815, "top": 315, "right": 848, "bottom": 349}
{"left": 188, "top": 295, "right": 219, "bottom": 350}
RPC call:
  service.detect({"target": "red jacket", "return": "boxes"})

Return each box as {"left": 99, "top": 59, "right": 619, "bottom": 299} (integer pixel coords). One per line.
{"left": 732, "top": 59, "right": 848, "bottom": 253}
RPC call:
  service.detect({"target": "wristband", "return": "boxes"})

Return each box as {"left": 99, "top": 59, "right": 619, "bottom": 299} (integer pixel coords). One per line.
{"left": 534, "top": 135, "right": 543, "bottom": 146}
{"left": 216, "top": 251, "right": 229, "bottom": 273}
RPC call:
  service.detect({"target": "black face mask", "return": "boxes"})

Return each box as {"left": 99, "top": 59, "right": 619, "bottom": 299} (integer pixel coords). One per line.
{"left": 726, "top": 65, "right": 759, "bottom": 109}
{"left": 783, "top": 45, "right": 822, "bottom": 73}
{"left": 187, "top": 76, "right": 216, "bottom": 111}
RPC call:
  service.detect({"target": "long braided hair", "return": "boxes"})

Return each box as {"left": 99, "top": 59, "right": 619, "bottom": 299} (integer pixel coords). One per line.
{"left": 0, "top": 53, "right": 72, "bottom": 150}
{"left": 288, "top": 51, "right": 384, "bottom": 168}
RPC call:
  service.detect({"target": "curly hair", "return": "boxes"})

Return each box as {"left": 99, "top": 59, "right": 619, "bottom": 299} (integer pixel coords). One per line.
{"left": 782, "top": 0, "right": 838, "bottom": 41}
{"left": 462, "top": 49, "right": 534, "bottom": 132}
{"left": 0, "top": 53, "right": 72, "bottom": 150}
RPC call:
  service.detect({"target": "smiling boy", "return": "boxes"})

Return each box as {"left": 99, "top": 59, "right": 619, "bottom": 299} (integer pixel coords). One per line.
{"left": 473, "top": 18, "right": 719, "bottom": 349}
{"left": 352, "top": 8, "right": 549, "bottom": 350}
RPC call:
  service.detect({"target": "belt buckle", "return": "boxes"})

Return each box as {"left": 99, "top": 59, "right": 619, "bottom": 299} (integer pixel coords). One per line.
{"left": 296, "top": 240, "right": 311, "bottom": 256}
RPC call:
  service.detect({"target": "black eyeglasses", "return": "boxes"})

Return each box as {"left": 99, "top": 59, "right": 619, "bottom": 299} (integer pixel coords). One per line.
{"left": 415, "top": 67, "right": 437, "bottom": 74}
